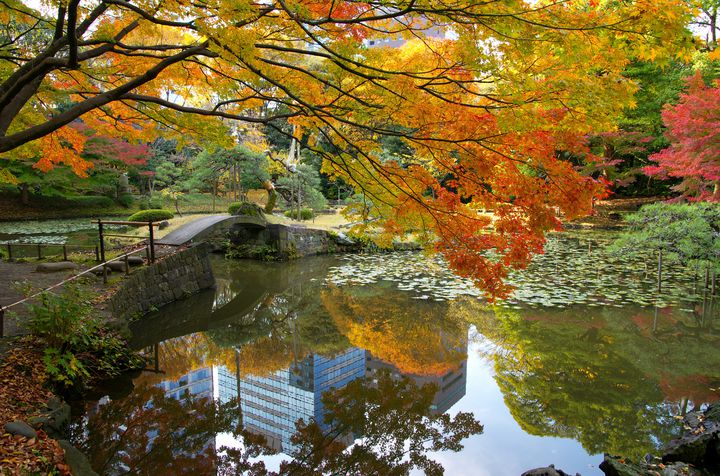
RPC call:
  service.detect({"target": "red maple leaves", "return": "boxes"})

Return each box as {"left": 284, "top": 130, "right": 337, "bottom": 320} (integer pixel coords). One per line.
{"left": 645, "top": 73, "right": 720, "bottom": 201}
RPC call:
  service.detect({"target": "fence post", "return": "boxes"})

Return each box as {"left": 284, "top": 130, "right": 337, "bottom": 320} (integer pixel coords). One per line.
{"left": 6, "top": 244, "right": 11, "bottom": 261}
{"left": 37, "top": 244, "right": 42, "bottom": 259}
{"left": 98, "top": 221, "right": 106, "bottom": 263}
{"left": 62, "top": 244, "right": 68, "bottom": 261}
{"left": 148, "top": 222, "right": 155, "bottom": 263}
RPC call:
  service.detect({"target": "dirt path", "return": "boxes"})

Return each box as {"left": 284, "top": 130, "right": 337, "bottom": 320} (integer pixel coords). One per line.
{"left": 0, "top": 260, "right": 94, "bottom": 337}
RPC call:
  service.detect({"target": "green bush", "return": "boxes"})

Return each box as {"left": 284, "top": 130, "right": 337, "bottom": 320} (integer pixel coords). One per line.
{"left": 128, "top": 209, "right": 174, "bottom": 222}
{"left": 228, "top": 201, "right": 264, "bottom": 216}
{"left": 139, "top": 197, "right": 164, "bottom": 210}
{"left": 225, "top": 243, "right": 278, "bottom": 261}
{"left": 284, "top": 207, "right": 314, "bottom": 220}
{"left": 27, "top": 286, "right": 144, "bottom": 390}
{"left": 117, "top": 193, "right": 134, "bottom": 208}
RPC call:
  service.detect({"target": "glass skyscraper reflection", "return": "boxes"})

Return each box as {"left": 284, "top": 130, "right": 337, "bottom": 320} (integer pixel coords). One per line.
{"left": 226, "top": 347, "right": 366, "bottom": 452}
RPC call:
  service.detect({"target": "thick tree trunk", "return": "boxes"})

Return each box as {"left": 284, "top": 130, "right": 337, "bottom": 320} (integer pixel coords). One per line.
{"left": 262, "top": 180, "right": 276, "bottom": 213}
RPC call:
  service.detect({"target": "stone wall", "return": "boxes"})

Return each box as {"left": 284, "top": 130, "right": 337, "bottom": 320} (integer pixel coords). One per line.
{"left": 227, "top": 223, "right": 359, "bottom": 260}
{"left": 106, "top": 244, "right": 215, "bottom": 321}
{"left": 269, "top": 224, "right": 338, "bottom": 259}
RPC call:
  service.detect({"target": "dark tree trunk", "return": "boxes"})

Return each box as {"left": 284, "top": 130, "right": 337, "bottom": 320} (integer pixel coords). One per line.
{"left": 19, "top": 183, "right": 29, "bottom": 205}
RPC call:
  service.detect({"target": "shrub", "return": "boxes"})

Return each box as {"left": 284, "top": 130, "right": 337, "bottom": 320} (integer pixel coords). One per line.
{"left": 117, "top": 193, "right": 134, "bottom": 208}
{"left": 226, "top": 243, "right": 278, "bottom": 261}
{"left": 228, "top": 201, "right": 264, "bottom": 217}
{"left": 284, "top": 207, "right": 314, "bottom": 220}
{"left": 138, "top": 199, "right": 149, "bottom": 210}
{"left": 128, "top": 209, "right": 174, "bottom": 222}
{"left": 27, "top": 285, "right": 144, "bottom": 390}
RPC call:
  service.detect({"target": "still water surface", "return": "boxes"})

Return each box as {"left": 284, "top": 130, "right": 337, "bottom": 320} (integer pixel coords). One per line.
{"left": 72, "top": 232, "right": 720, "bottom": 475}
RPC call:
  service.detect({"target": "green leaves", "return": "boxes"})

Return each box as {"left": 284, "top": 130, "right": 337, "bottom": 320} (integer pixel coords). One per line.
{"left": 27, "top": 285, "right": 144, "bottom": 390}
{"left": 610, "top": 202, "right": 720, "bottom": 270}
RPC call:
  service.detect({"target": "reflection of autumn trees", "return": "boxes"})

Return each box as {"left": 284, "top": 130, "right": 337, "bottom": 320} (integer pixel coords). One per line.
{"left": 322, "top": 286, "right": 467, "bottom": 376}
{"left": 207, "top": 280, "right": 351, "bottom": 377}
{"left": 77, "top": 382, "right": 242, "bottom": 475}
{"left": 278, "top": 371, "right": 483, "bottom": 475}
{"left": 456, "top": 299, "right": 720, "bottom": 458}
{"left": 76, "top": 372, "right": 482, "bottom": 475}
{"left": 135, "top": 334, "right": 235, "bottom": 388}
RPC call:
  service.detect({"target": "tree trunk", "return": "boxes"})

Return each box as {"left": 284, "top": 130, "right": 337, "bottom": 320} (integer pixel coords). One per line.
{"left": 262, "top": 180, "right": 277, "bottom": 213}
{"left": 296, "top": 175, "right": 302, "bottom": 221}
{"left": 19, "top": 183, "right": 29, "bottom": 205}
{"left": 657, "top": 249, "right": 663, "bottom": 294}
{"left": 212, "top": 180, "right": 217, "bottom": 212}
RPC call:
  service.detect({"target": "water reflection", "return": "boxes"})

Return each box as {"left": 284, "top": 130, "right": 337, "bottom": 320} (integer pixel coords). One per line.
{"left": 75, "top": 256, "right": 479, "bottom": 474}
{"left": 73, "top": 233, "right": 720, "bottom": 475}
{"left": 75, "top": 348, "right": 480, "bottom": 475}
{"left": 463, "top": 300, "right": 720, "bottom": 460}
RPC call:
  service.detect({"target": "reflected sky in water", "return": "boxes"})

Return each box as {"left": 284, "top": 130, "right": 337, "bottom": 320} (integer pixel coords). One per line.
{"left": 73, "top": 232, "right": 720, "bottom": 475}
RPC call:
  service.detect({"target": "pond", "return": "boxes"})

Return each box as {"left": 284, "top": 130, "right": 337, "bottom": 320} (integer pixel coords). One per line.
{"left": 0, "top": 217, "right": 130, "bottom": 258}
{"left": 70, "top": 232, "right": 720, "bottom": 475}
{"left": 0, "top": 217, "right": 130, "bottom": 245}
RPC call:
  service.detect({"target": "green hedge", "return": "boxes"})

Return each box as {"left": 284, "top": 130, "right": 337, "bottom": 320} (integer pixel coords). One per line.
{"left": 284, "top": 208, "right": 314, "bottom": 220}
{"left": 128, "top": 209, "right": 174, "bottom": 222}
{"left": 117, "top": 194, "right": 134, "bottom": 208}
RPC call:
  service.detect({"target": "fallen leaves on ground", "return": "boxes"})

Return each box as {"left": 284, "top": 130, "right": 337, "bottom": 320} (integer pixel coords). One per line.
{"left": 0, "top": 339, "right": 70, "bottom": 475}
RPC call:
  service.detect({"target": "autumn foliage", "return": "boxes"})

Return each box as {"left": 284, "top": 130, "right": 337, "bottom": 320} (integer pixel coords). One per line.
{"left": 0, "top": 0, "right": 695, "bottom": 296}
{"left": 645, "top": 73, "right": 720, "bottom": 201}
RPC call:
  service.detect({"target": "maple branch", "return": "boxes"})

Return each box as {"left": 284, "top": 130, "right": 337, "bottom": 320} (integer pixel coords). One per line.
{"left": 104, "top": 0, "right": 198, "bottom": 29}
{"left": 66, "top": 0, "right": 80, "bottom": 68}
{"left": 0, "top": 43, "right": 214, "bottom": 152}
{"left": 119, "top": 93, "right": 299, "bottom": 124}
{"left": 53, "top": 3, "right": 66, "bottom": 41}
{"left": 0, "top": 0, "right": 112, "bottom": 118}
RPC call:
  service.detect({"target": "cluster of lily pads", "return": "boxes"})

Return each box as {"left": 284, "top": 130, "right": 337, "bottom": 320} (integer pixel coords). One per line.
{"left": 326, "top": 232, "right": 705, "bottom": 309}
{"left": 0, "top": 218, "right": 127, "bottom": 245}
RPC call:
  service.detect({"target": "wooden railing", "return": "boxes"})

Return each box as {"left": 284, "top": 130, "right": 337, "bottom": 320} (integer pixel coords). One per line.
{"left": 1, "top": 242, "right": 100, "bottom": 261}
{"left": 1, "top": 220, "right": 165, "bottom": 337}
{"left": 0, "top": 246, "right": 149, "bottom": 338}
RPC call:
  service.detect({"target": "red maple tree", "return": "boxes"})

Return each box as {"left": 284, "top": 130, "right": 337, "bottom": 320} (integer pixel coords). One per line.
{"left": 645, "top": 73, "right": 720, "bottom": 201}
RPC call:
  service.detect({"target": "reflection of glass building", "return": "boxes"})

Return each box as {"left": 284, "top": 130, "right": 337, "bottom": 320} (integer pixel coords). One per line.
{"left": 365, "top": 354, "right": 467, "bottom": 414}
{"left": 238, "top": 348, "right": 366, "bottom": 452}
{"left": 158, "top": 367, "right": 214, "bottom": 400}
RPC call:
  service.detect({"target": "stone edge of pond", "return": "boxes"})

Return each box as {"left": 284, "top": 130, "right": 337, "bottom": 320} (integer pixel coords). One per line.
{"left": 524, "top": 403, "right": 720, "bottom": 476}
{"left": 0, "top": 244, "right": 218, "bottom": 474}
